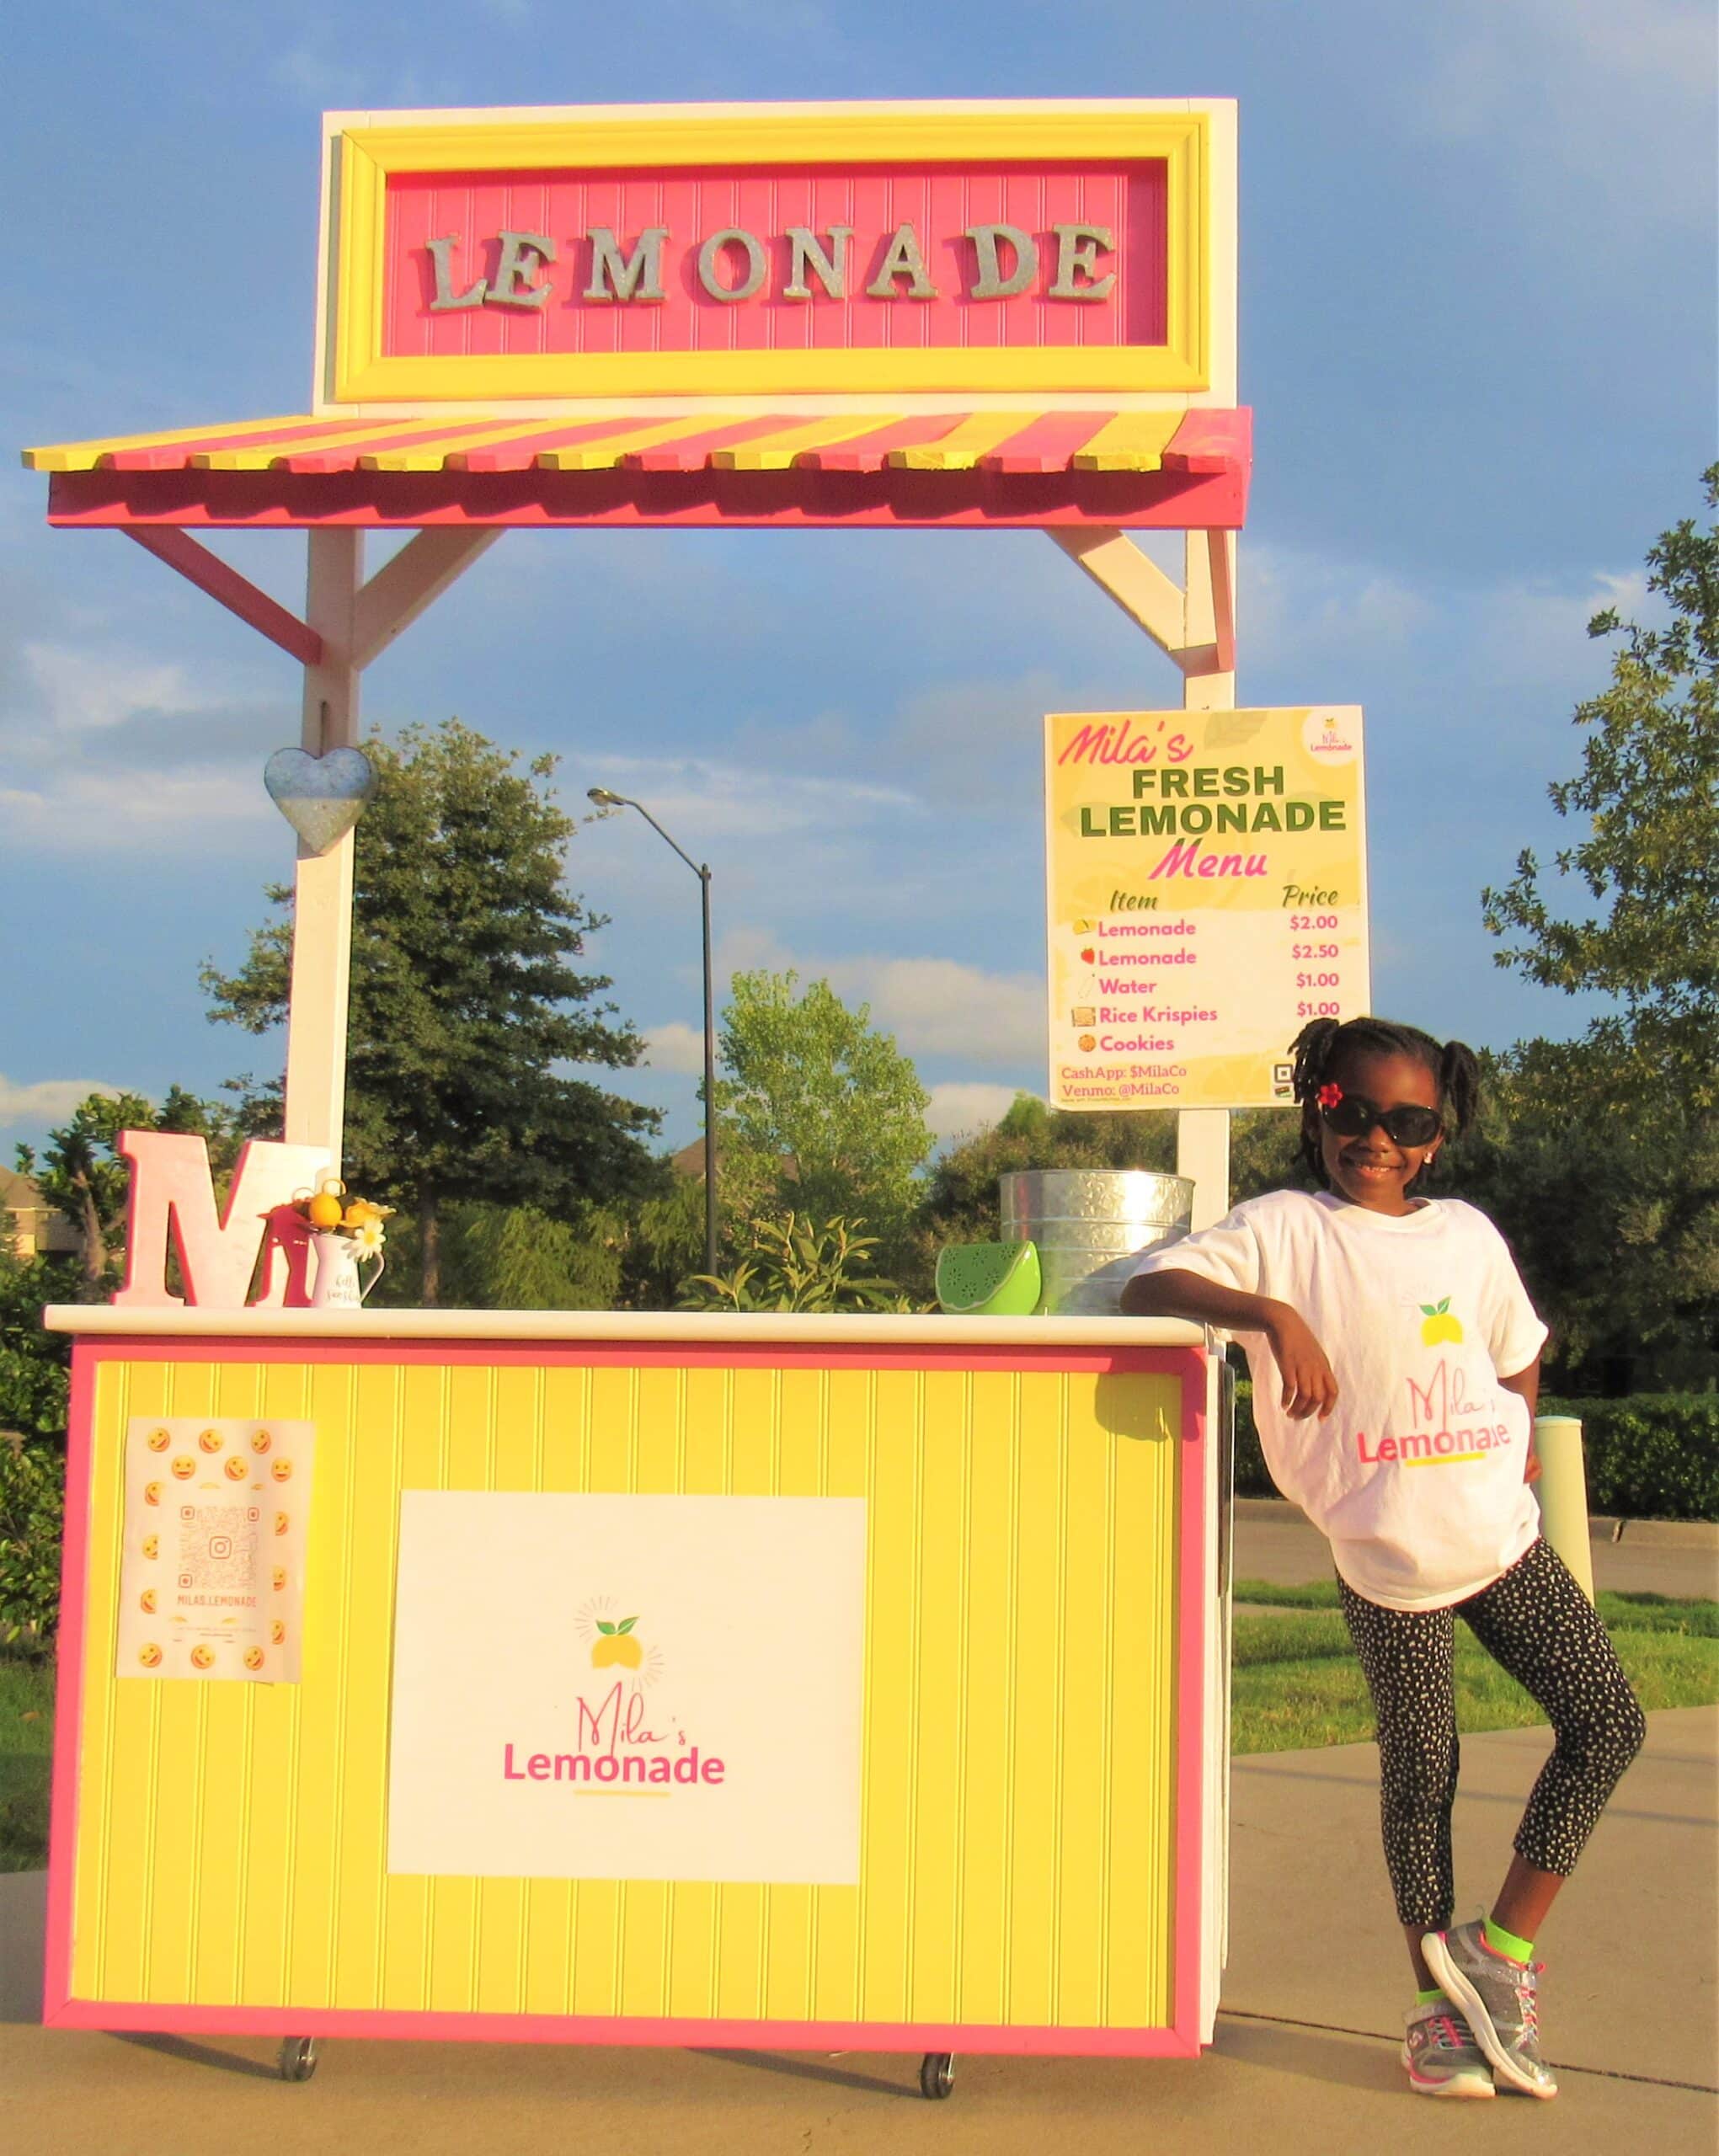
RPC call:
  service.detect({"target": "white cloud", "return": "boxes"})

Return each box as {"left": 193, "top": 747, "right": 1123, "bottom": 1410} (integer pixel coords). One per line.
{"left": 584, "top": 754, "right": 918, "bottom": 845}
{"left": 820, "top": 955, "right": 1044, "bottom": 1067}
{"left": 0, "top": 1075, "right": 122, "bottom": 1129}
{"left": 707, "top": 935, "right": 1044, "bottom": 1071}
{"left": 641, "top": 1021, "right": 707, "bottom": 1075}
{"left": 21, "top": 642, "right": 221, "bottom": 734}
{"left": 0, "top": 766, "right": 275, "bottom": 854}
{"left": 924, "top": 1081, "right": 1032, "bottom": 1147}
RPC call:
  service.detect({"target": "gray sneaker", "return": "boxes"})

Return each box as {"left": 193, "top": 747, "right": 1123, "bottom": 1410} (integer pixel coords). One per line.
{"left": 1423, "top": 1919, "right": 1558, "bottom": 2100}
{"left": 1401, "top": 1999, "right": 1495, "bottom": 2098}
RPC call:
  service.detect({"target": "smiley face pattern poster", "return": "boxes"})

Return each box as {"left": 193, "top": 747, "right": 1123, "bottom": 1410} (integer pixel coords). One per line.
{"left": 117, "top": 1418, "right": 314, "bottom": 1682}
{"left": 1044, "top": 707, "right": 1371, "bottom": 1111}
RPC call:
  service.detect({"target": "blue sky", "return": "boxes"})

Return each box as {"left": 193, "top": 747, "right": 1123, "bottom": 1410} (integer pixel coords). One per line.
{"left": 3, "top": 3, "right": 1714, "bottom": 1166}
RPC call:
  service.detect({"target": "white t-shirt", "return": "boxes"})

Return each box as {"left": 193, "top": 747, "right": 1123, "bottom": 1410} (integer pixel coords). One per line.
{"left": 1132, "top": 1189, "right": 1549, "bottom": 1610}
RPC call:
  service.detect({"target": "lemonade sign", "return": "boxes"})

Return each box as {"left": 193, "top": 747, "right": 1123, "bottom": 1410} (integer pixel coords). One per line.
{"left": 387, "top": 1492, "right": 865, "bottom": 1884}
{"left": 1044, "top": 706, "right": 1370, "bottom": 1111}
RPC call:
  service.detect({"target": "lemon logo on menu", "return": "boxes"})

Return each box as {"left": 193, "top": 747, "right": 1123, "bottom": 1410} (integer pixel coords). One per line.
{"left": 591, "top": 1614, "right": 643, "bottom": 1669}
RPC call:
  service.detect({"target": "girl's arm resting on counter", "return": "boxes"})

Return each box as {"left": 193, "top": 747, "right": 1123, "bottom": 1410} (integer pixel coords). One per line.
{"left": 1120, "top": 1267, "right": 1340, "bottom": 1421}
{"left": 1499, "top": 1355, "right": 1543, "bottom": 1482}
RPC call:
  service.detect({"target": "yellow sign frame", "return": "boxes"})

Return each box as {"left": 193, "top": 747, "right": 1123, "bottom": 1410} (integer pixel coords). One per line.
{"left": 323, "top": 102, "right": 1213, "bottom": 405}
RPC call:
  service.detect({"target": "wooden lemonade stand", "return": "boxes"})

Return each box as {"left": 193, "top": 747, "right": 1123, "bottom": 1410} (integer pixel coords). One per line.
{"left": 28, "top": 99, "right": 1262, "bottom": 2092}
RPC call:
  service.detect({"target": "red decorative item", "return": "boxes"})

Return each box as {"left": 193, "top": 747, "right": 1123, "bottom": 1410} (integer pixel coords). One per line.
{"left": 1316, "top": 1082, "right": 1343, "bottom": 1109}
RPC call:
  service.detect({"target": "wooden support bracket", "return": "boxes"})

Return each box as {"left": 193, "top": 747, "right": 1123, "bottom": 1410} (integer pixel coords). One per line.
{"left": 350, "top": 528, "right": 503, "bottom": 671}
{"left": 1049, "top": 526, "right": 1236, "bottom": 679}
{"left": 124, "top": 527, "right": 323, "bottom": 667}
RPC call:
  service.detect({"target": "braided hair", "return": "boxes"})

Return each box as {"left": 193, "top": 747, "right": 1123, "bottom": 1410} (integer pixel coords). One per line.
{"left": 1288, "top": 1016, "right": 1481, "bottom": 1192}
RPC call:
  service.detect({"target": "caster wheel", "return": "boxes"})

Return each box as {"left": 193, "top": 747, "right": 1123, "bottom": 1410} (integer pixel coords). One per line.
{"left": 919, "top": 2051, "right": 955, "bottom": 2100}
{"left": 278, "top": 2036, "right": 319, "bottom": 2082}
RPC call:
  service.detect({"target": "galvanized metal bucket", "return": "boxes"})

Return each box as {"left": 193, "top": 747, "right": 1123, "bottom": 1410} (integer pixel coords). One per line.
{"left": 1000, "top": 1169, "right": 1194, "bottom": 1316}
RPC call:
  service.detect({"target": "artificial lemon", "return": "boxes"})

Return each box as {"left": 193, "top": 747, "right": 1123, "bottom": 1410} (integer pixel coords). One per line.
{"left": 307, "top": 1191, "right": 344, "bottom": 1229}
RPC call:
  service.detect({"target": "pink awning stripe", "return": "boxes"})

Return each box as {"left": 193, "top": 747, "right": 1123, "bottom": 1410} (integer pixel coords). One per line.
{"left": 980, "top": 412, "right": 1115, "bottom": 474}
{"left": 278, "top": 423, "right": 490, "bottom": 473}
{"left": 106, "top": 419, "right": 387, "bottom": 472}
{"left": 624, "top": 418, "right": 802, "bottom": 472}
{"left": 448, "top": 420, "right": 655, "bottom": 472}
{"left": 797, "top": 415, "right": 964, "bottom": 472}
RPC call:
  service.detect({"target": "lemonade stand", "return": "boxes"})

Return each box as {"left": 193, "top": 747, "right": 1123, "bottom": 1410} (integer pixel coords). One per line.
{"left": 30, "top": 98, "right": 1257, "bottom": 2094}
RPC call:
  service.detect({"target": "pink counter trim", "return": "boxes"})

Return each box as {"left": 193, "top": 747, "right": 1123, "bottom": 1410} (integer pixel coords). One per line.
{"left": 42, "top": 1992, "right": 1202, "bottom": 2055}
{"left": 1172, "top": 1364, "right": 1207, "bottom": 2047}
{"left": 43, "top": 1350, "right": 96, "bottom": 2023}
{"left": 45, "top": 1336, "right": 1211, "bottom": 2052}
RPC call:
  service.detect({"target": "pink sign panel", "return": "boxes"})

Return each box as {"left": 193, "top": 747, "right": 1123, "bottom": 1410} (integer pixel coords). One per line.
{"left": 382, "top": 161, "right": 1168, "bottom": 360}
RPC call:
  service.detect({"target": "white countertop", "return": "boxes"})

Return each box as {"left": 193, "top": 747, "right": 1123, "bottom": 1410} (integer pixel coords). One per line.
{"left": 45, "top": 1305, "right": 1205, "bottom": 1349}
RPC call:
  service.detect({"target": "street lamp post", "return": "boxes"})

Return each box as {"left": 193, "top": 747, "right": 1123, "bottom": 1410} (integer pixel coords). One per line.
{"left": 587, "top": 788, "right": 718, "bottom": 1276}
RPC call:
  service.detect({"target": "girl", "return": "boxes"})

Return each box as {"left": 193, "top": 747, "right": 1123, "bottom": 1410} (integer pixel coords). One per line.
{"left": 1120, "top": 1016, "right": 1645, "bottom": 2101}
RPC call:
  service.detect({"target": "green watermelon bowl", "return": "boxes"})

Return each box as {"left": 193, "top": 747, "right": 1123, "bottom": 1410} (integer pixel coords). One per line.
{"left": 934, "top": 1240, "right": 1043, "bottom": 1317}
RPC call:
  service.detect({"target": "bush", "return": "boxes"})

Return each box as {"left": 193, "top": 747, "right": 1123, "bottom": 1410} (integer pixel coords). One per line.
{"left": 1231, "top": 1377, "right": 1719, "bottom": 1521}
{"left": 0, "top": 1433, "right": 64, "bottom": 1652}
{"left": 1539, "top": 1393, "right": 1719, "bottom": 1523}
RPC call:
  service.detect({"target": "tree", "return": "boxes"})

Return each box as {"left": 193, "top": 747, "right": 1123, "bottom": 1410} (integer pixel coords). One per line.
{"left": 1444, "top": 1043, "right": 1718, "bottom": 1392}
{"left": 910, "top": 1093, "right": 1304, "bottom": 1295}
{"left": 713, "top": 971, "right": 932, "bottom": 1244}
{"left": 204, "top": 720, "right": 661, "bottom": 1302}
{"left": 14, "top": 1085, "right": 239, "bottom": 1296}
{"left": 1482, "top": 466, "right": 1719, "bottom": 1104}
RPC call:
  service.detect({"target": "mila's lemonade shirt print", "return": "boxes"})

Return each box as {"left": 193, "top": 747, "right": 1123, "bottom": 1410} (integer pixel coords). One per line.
{"left": 1132, "top": 1191, "right": 1550, "bottom": 1609}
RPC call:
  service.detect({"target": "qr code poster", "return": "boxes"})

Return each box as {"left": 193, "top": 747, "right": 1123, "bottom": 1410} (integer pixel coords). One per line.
{"left": 117, "top": 1418, "right": 313, "bottom": 1683}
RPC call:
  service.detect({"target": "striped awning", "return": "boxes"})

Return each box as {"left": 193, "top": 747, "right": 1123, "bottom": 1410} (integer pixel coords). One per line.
{"left": 24, "top": 406, "right": 1250, "bottom": 531}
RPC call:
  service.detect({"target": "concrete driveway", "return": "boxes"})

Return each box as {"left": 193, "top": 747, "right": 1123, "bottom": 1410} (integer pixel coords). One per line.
{"left": 7, "top": 1705, "right": 1713, "bottom": 2154}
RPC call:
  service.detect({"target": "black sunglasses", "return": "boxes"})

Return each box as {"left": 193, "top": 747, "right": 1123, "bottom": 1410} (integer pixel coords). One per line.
{"left": 1317, "top": 1095, "right": 1444, "bottom": 1147}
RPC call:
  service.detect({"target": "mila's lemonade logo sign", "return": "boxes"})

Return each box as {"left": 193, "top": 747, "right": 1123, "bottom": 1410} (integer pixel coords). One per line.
{"left": 1353, "top": 1304, "right": 1521, "bottom": 1470}
{"left": 387, "top": 1492, "right": 865, "bottom": 1884}
{"left": 497, "top": 1598, "right": 729, "bottom": 1791}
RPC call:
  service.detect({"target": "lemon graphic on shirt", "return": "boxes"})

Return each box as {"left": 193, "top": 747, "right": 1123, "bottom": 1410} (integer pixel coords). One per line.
{"left": 1420, "top": 1299, "right": 1463, "bottom": 1346}
{"left": 590, "top": 1616, "right": 643, "bottom": 1670}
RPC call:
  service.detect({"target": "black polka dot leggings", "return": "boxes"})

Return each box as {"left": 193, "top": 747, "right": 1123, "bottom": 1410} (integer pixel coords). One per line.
{"left": 1337, "top": 1538, "right": 1647, "bottom": 1929}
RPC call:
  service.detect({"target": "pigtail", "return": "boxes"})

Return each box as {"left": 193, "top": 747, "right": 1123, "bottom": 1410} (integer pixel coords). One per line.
{"left": 1288, "top": 1017, "right": 1342, "bottom": 1105}
{"left": 1288, "top": 1017, "right": 1340, "bottom": 1184}
{"left": 1438, "top": 1039, "right": 1482, "bottom": 1140}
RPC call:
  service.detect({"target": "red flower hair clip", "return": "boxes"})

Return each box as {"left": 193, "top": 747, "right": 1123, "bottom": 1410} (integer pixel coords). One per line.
{"left": 1316, "top": 1082, "right": 1344, "bottom": 1109}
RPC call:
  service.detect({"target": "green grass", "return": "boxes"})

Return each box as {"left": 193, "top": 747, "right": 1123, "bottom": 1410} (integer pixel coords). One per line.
{"left": 3, "top": 1593, "right": 1716, "bottom": 1868}
{"left": 0, "top": 1656, "right": 53, "bottom": 1875}
{"left": 1231, "top": 1588, "right": 1719, "bottom": 1754}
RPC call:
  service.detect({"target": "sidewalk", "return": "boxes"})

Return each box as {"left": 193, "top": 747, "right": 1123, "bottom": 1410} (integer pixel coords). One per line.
{"left": 4, "top": 1706, "right": 1713, "bottom": 2153}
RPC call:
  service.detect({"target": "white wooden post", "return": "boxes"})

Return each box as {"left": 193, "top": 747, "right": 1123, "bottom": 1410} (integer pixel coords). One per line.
{"left": 1177, "top": 527, "right": 1237, "bottom": 1231}
{"left": 279, "top": 528, "right": 500, "bottom": 1168}
{"left": 283, "top": 529, "right": 363, "bottom": 1161}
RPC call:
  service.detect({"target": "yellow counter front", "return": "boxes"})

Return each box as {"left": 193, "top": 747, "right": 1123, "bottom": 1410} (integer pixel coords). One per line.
{"left": 43, "top": 1307, "right": 1230, "bottom": 2068}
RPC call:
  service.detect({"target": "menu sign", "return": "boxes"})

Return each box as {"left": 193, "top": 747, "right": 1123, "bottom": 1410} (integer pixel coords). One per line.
{"left": 1044, "top": 707, "right": 1370, "bottom": 1111}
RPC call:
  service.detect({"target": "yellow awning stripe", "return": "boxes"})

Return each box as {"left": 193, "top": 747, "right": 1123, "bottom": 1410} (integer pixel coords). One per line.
{"left": 1070, "top": 410, "right": 1185, "bottom": 473}
{"left": 23, "top": 417, "right": 309, "bottom": 473}
{"left": 535, "top": 414, "right": 740, "bottom": 470}
{"left": 360, "top": 419, "right": 579, "bottom": 471}
{"left": 887, "top": 411, "right": 1041, "bottom": 470}
{"left": 194, "top": 421, "right": 457, "bottom": 471}
{"left": 711, "top": 414, "right": 907, "bottom": 471}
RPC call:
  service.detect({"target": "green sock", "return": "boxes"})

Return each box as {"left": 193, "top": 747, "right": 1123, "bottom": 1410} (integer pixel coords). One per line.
{"left": 1416, "top": 1986, "right": 1446, "bottom": 2006}
{"left": 1483, "top": 1916, "right": 1535, "bottom": 1963}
